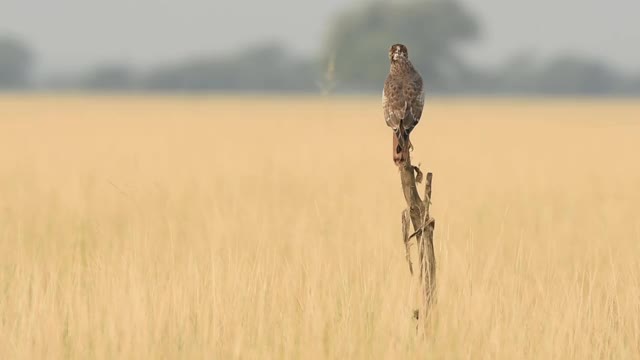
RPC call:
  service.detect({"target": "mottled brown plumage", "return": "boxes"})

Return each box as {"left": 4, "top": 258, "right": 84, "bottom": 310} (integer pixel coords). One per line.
{"left": 382, "top": 44, "right": 425, "bottom": 165}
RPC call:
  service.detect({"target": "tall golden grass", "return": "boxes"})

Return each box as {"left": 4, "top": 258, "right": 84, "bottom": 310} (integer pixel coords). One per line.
{"left": 1, "top": 96, "right": 639, "bottom": 359}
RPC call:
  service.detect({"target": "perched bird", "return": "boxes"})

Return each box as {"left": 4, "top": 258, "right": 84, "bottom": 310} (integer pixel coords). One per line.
{"left": 382, "top": 44, "right": 425, "bottom": 166}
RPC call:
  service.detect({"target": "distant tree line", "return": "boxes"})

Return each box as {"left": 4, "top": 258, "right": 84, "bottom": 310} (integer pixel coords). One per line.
{"left": 0, "top": 36, "right": 34, "bottom": 90}
{"left": 40, "top": 43, "right": 318, "bottom": 93}
{"left": 2, "top": 0, "right": 640, "bottom": 95}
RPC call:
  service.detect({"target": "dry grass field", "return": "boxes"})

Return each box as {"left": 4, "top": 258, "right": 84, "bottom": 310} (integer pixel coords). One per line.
{"left": 1, "top": 96, "right": 639, "bottom": 359}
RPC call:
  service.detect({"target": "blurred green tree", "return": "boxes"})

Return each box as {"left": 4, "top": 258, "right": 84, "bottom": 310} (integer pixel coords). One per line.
{"left": 323, "top": 0, "right": 479, "bottom": 91}
{"left": 0, "top": 35, "right": 34, "bottom": 89}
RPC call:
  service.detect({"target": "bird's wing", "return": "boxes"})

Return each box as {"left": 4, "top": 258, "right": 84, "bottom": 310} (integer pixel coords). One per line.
{"left": 383, "top": 76, "right": 406, "bottom": 131}
{"left": 403, "top": 73, "right": 424, "bottom": 132}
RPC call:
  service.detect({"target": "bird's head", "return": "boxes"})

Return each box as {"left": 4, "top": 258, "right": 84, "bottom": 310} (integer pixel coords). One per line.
{"left": 389, "top": 44, "right": 408, "bottom": 62}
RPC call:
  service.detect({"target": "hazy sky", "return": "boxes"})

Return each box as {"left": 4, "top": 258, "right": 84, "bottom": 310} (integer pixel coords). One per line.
{"left": 1, "top": 0, "right": 639, "bottom": 73}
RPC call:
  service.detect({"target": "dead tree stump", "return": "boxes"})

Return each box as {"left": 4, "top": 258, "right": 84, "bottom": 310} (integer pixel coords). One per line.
{"left": 399, "top": 150, "right": 436, "bottom": 323}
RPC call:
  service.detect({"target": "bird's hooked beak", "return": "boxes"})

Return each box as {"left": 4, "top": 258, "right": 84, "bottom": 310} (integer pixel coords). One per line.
{"left": 392, "top": 50, "right": 404, "bottom": 61}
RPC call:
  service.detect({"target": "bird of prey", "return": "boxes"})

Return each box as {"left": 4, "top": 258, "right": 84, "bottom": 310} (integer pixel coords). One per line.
{"left": 382, "top": 43, "right": 425, "bottom": 166}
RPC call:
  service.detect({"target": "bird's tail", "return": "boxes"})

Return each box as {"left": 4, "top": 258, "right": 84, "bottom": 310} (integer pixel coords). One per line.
{"left": 393, "top": 102, "right": 413, "bottom": 166}
{"left": 393, "top": 130, "right": 410, "bottom": 166}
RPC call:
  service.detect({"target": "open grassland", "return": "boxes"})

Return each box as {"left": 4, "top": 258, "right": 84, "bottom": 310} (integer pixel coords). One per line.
{"left": 1, "top": 96, "right": 639, "bottom": 359}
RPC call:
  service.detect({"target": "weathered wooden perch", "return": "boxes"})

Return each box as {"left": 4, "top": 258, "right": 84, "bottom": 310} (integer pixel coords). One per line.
{"left": 399, "top": 150, "right": 436, "bottom": 322}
